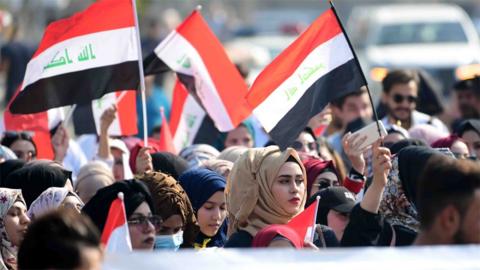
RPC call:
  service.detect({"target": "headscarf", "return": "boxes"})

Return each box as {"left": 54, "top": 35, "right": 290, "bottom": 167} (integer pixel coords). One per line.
{"left": 455, "top": 119, "right": 480, "bottom": 136}
{"left": 0, "top": 146, "right": 17, "bottom": 161}
{"left": 226, "top": 146, "right": 307, "bottom": 238}
{"left": 217, "top": 146, "right": 248, "bottom": 163}
{"left": 389, "top": 139, "right": 427, "bottom": 155}
{"left": 4, "top": 163, "right": 71, "bottom": 208}
{"left": 27, "top": 187, "right": 84, "bottom": 220}
{"left": 179, "top": 144, "right": 220, "bottom": 168}
{"left": 302, "top": 158, "right": 338, "bottom": 196}
{"left": 408, "top": 124, "right": 448, "bottom": 145}
{"left": 110, "top": 139, "right": 134, "bottom": 179}
{"left": 0, "top": 160, "right": 26, "bottom": 186}
{"left": 179, "top": 168, "right": 227, "bottom": 248}
{"left": 251, "top": 224, "right": 303, "bottom": 249}
{"left": 136, "top": 172, "right": 198, "bottom": 247}
{"left": 431, "top": 135, "right": 462, "bottom": 149}
{"left": 151, "top": 152, "right": 189, "bottom": 179}
{"left": 200, "top": 159, "right": 234, "bottom": 178}
{"left": 0, "top": 188, "right": 25, "bottom": 270}
{"left": 82, "top": 179, "right": 154, "bottom": 232}
{"left": 74, "top": 161, "right": 115, "bottom": 203}
{"left": 379, "top": 146, "right": 441, "bottom": 232}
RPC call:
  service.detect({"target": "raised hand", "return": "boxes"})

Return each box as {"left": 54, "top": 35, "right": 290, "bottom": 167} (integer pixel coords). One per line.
{"left": 135, "top": 146, "right": 153, "bottom": 174}
{"left": 342, "top": 131, "right": 368, "bottom": 174}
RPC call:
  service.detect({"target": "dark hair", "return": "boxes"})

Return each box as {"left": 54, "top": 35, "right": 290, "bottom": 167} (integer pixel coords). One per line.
{"left": 0, "top": 131, "right": 37, "bottom": 154}
{"left": 417, "top": 156, "right": 480, "bottom": 230}
{"left": 382, "top": 70, "right": 419, "bottom": 94}
{"left": 331, "top": 87, "right": 367, "bottom": 108}
{"left": 18, "top": 209, "right": 101, "bottom": 270}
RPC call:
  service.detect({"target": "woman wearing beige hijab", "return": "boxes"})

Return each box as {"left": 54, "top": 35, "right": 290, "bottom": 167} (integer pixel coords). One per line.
{"left": 224, "top": 146, "right": 307, "bottom": 247}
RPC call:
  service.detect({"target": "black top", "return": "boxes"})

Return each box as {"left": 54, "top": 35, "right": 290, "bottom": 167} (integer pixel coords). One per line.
{"left": 341, "top": 204, "right": 416, "bottom": 247}
{"left": 224, "top": 230, "right": 253, "bottom": 248}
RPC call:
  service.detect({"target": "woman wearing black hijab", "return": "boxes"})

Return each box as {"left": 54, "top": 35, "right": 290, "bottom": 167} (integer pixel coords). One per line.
{"left": 4, "top": 162, "right": 72, "bottom": 207}
{"left": 342, "top": 145, "right": 443, "bottom": 247}
{"left": 0, "top": 159, "right": 26, "bottom": 186}
{"left": 82, "top": 180, "right": 161, "bottom": 250}
{"left": 151, "top": 152, "right": 189, "bottom": 179}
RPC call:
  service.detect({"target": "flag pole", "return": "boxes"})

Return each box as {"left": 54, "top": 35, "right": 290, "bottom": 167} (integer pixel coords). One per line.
{"left": 131, "top": 0, "right": 149, "bottom": 146}
{"left": 328, "top": 0, "right": 383, "bottom": 139}
{"left": 310, "top": 195, "right": 320, "bottom": 242}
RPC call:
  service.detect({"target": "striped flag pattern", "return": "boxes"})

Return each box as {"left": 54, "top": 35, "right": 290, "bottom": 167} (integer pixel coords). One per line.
{"left": 9, "top": 0, "right": 140, "bottom": 114}
{"left": 246, "top": 8, "right": 366, "bottom": 149}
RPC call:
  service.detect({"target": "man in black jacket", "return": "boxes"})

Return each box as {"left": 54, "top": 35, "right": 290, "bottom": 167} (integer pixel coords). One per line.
{"left": 414, "top": 156, "right": 480, "bottom": 245}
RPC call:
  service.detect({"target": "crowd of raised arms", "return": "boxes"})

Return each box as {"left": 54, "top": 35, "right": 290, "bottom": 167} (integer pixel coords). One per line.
{"left": 1, "top": 64, "right": 480, "bottom": 269}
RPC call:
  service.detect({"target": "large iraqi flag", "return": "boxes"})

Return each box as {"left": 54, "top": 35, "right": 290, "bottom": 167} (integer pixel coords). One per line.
{"left": 246, "top": 8, "right": 366, "bottom": 149}
{"left": 9, "top": 0, "right": 140, "bottom": 114}
{"left": 143, "top": 9, "right": 250, "bottom": 132}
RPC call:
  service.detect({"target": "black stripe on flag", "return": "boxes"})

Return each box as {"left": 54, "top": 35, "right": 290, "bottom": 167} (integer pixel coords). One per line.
{"left": 72, "top": 103, "right": 97, "bottom": 135}
{"left": 143, "top": 53, "right": 170, "bottom": 75}
{"left": 10, "top": 61, "right": 139, "bottom": 114}
{"left": 270, "top": 59, "right": 365, "bottom": 149}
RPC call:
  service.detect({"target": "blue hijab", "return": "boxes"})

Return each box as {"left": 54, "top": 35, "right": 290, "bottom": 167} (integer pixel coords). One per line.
{"left": 179, "top": 168, "right": 227, "bottom": 247}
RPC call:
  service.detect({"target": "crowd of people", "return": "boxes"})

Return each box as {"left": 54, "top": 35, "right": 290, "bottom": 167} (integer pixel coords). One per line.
{"left": 0, "top": 66, "right": 480, "bottom": 269}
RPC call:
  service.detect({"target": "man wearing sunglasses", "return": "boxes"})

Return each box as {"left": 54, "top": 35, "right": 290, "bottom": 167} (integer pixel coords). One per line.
{"left": 380, "top": 70, "right": 448, "bottom": 132}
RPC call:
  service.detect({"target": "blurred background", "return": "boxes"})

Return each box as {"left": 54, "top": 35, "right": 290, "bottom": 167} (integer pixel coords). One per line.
{"left": 0, "top": 0, "right": 479, "bottom": 121}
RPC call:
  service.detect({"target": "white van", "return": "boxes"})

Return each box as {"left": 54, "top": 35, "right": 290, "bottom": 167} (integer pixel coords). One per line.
{"left": 347, "top": 4, "right": 480, "bottom": 95}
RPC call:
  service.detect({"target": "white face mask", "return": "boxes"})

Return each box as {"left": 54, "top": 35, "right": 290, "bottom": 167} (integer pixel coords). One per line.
{"left": 154, "top": 230, "right": 184, "bottom": 251}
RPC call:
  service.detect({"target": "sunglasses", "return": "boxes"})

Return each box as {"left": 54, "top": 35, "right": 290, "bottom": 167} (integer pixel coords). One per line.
{"left": 291, "top": 141, "right": 318, "bottom": 152}
{"left": 392, "top": 94, "right": 417, "bottom": 104}
{"left": 128, "top": 215, "right": 163, "bottom": 231}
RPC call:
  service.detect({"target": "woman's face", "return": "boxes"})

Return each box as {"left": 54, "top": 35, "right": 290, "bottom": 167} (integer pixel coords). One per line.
{"left": 156, "top": 214, "right": 183, "bottom": 235}
{"left": 128, "top": 202, "right": 156, "bottom": 250}
{"left": 197, "top": 191, "right": 227, "bottom": 237}
{"left": 451, "top": 140, "right": 470, "bottom": 159}
{"left": 62, "top": 194, "right": 83, "bottom": 213}
{"left": 224, "top": 126, "right": 253, "bottom": 148}
{"left": 327, "top": 209, "right": 349, "bottom": 241}
{"left": 271, "top": 162, "right": 305, "bottom": 216}
{"left": 10, "top": 139, "right": 36, "bottom": 162}
{"left": 4, "top": 200, "right": 30, "bottom": 247}
{"left": 310, "top": 171, "right": 339, "bottom": 197}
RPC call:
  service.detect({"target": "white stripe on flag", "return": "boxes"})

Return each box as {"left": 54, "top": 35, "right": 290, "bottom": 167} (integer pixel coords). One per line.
{"left": 104, "top": 223, "right": 132, "bottom": 253}
{"left": 22, "top": 27, "right": 138, "bottom": 90}
{"left": 92, "top": 93, "right": 122, "bottom": 136}
{"left": 173, "top": 95, "right": 206, "bottom": 151}
{"left": 47, "top": 107, "right": 65, "bottom": 130}
{"left": 154, "top": 31, "right": 234, "bottom": 131}
{"left": 253, "top": 33, "right": 354, "bottom": 132}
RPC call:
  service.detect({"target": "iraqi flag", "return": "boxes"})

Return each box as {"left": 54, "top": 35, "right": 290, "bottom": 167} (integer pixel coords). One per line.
{"left": 72, "top": 90, "right": 138, "bottom": 136}
{"left": 246, "top": 8, "right": 366, "bottom": 149}
{"left": 143, "top": 9, "right": 250, "bottom": 132}
{"left": 169, "top": 79, "right": 220, "bottom": 151}
{"left": 287, "top": 197, "right": 319, "bottom": 242}
{"left": 9, "top": 0, "right": 140, "bottom": 114}
{"left": 101, "top": 193, "right": 132, "bottom": 253}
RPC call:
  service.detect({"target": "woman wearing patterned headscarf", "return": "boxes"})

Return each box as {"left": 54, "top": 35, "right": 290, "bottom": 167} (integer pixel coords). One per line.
{"left": 27, "top": 187, "right": 84, "bottom": 220}
{"left": 0, "top": 188, "right": 30, "bottom": 270}
{"left": 136, "top": 172, "right": 198, "bottom": 250}
{"left": 225, "top": 146, "right": 307, "bottom": 247}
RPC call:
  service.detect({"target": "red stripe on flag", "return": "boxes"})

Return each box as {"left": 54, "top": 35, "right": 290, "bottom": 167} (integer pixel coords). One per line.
{"left": 177, "top": 11, "right": 251, "bottom": 127}
{"left": 169, "top": 79, "right": 189, "bottom": 135}
{"left": 287, "top": 198, "right": 318, "bottom": 241}
{"left": 159, "top": 107, "right": 177, "bottom": 154}
{"left": 33, "top": 0, "right": 135, "bottom": 58}
{"left": 246, "top": 9, "right": 342, "bottom": 108}
{"left": 116, "top": 90, "right": 137, "bottom": 136}
{"left": 101, "top": 197, "right": 127, "bottom": 245}
{"left": 4, "top": 86, "right": 50, "bottom": 132}
{"left": 32, "top": 131, "right": 54, "bottom": 160}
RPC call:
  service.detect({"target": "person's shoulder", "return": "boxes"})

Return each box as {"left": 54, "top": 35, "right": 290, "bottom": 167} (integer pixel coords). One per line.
{"left": 224, "top": 230, "right": 253, "bottom": 248}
